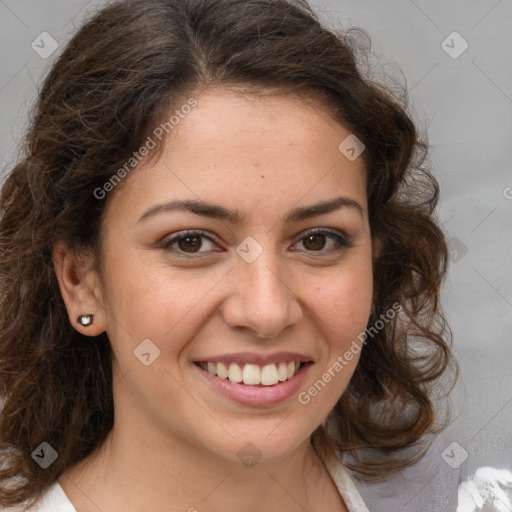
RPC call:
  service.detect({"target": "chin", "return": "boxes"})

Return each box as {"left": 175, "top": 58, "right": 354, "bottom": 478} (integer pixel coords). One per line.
{"left": 197, "top": 422, "right": 317, "bottom": 467}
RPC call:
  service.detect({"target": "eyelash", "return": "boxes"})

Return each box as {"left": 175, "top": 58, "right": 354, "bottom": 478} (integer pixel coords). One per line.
{"left": 159, "top": 228, "right": 354, "bottom": 257}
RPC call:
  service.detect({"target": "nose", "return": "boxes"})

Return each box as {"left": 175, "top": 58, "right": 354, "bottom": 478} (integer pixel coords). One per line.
{"left": 219, "top": 250, "right": 303, "bottom": 339}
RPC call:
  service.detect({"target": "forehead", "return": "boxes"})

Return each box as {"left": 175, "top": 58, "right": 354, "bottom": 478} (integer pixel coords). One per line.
{"left": 170, "top": 88, "right": 356, "bottom": 154}
{"left": 105, "top": 88, "right": 368, "bottom": 221}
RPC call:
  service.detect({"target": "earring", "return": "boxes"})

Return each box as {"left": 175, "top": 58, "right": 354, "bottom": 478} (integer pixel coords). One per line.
{"left": 77, "top": 314, "right": 94, "bottom": 326}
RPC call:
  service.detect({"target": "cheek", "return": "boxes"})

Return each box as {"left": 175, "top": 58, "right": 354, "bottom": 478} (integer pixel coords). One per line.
{"left": 99, "top": 247, "right": 229, "bottom": 363}
{"left": 102, "top": 267, "right": 199, "bottom": 341}
{"left": 297, "top": 261, "right": 372, "bottom": 415}
{"left": 306, "top": 262, "right": 373, "bottom": 345}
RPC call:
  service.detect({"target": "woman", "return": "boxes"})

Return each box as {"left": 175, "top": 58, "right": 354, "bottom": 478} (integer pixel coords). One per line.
{"left": 0, "top": 0, "right": 457, "bottom": 510}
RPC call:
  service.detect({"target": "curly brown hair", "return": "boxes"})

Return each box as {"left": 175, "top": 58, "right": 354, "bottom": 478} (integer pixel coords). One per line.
{"left": 0, "top": 0, "right": 457, "bottom": 507}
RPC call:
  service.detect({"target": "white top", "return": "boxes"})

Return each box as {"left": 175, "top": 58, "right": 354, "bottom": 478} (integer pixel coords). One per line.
{"left": 322, "top": 450, "right": 371, "bottom": 512}
{"left": 9, "top": 452, "right": 369, "bottom": 512}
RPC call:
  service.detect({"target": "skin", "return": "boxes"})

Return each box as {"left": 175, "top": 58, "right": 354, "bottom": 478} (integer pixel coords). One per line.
{"left": 53, "top": 88, "right": 375, "bottom": 512}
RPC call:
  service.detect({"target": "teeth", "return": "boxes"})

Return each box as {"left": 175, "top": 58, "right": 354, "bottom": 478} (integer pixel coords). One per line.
{"left": 261, "top": 364, "right": 279, "bottom": 385}
{"left": 217, "top": 362, "right": 229, "bottom": 379}
{"left": 277, "top": 362, "right": 288, "bottom": 381}
{"left": 200, "top": 360, "right": 303, "bottom": 386}
{"left": 243, "top": 364, "right": 261, "bottom": 385}
{"left": 228, "top": 363, "right": 243, "bottom": 383}
{"left": 287, "top": 361, "right": 296, "bottom": 379}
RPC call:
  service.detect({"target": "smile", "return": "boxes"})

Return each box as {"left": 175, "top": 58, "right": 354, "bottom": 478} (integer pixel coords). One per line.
{"left": 193, "top": 359, "right": 313, "bottom": 407}
{"left": 196, "top": 361, "right": 302, "bottom": 386}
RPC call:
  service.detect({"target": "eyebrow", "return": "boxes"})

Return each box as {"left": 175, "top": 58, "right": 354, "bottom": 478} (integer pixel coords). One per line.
{"left": 137, "top": 196, "right": 364, "bottom": 224}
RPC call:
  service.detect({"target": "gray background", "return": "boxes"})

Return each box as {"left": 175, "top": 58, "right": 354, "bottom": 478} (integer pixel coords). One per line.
{"left": 1, "top": 1, "right": 511, "bottom": 511}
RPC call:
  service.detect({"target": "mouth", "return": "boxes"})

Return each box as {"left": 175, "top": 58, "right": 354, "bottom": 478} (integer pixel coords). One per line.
{"left": 192, "top": 358, "right": 314, "bottom": 406}
{"left": 191, "top": 351, "right": 315, "bottom": 406}
{"left": 194, "top": 360, "right": 310, "bottom": 386}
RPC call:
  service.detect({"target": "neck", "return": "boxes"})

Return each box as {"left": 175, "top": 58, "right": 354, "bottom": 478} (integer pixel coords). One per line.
{"left": 58, "top": 412, "right": 332, "bottom": 511}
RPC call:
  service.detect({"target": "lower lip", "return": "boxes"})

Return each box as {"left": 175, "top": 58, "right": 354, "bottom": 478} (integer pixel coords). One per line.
{"left": 193, "top": 362, "right": 313, "bottom": 407}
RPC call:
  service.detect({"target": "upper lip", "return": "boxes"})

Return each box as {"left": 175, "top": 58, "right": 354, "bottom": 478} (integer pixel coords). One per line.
{"left": 194, "top": 352, "right": 314, "bottom": 366}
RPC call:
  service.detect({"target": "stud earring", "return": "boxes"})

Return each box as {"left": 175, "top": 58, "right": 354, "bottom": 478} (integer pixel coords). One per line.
{"left": 77, "top": 314, "right": 94, "bottom": 326}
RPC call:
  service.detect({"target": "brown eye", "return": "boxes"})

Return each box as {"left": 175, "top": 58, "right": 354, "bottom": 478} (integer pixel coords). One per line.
{"left": 177, "top": 235, "right": 203, "bottom": 253}
{"left": 161, "top": 230, "right": 218, "bottom": 255}
{"left": 294, "top": 229, "right": 353, "bottom": 254}
{"left": 302, "top": 233, "right": 327, "bottom": 251}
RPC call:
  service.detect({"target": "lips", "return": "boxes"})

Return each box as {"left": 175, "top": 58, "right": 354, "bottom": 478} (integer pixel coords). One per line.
{"left": 193, "top": 358, "right": 314, "bottom": 406}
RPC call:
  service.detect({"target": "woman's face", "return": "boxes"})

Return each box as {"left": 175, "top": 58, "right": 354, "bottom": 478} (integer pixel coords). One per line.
{"left": 94, "top": 89, "right": 374, "bottom": 463}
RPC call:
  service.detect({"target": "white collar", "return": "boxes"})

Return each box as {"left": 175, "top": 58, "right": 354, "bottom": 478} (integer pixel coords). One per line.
{"left": 322, "top": 449, "right": 371, "bottom": 512}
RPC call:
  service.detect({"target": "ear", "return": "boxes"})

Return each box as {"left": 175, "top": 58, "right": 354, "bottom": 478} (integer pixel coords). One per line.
{"left": 52, "top": 240, "right": 106, "bottom": 336}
